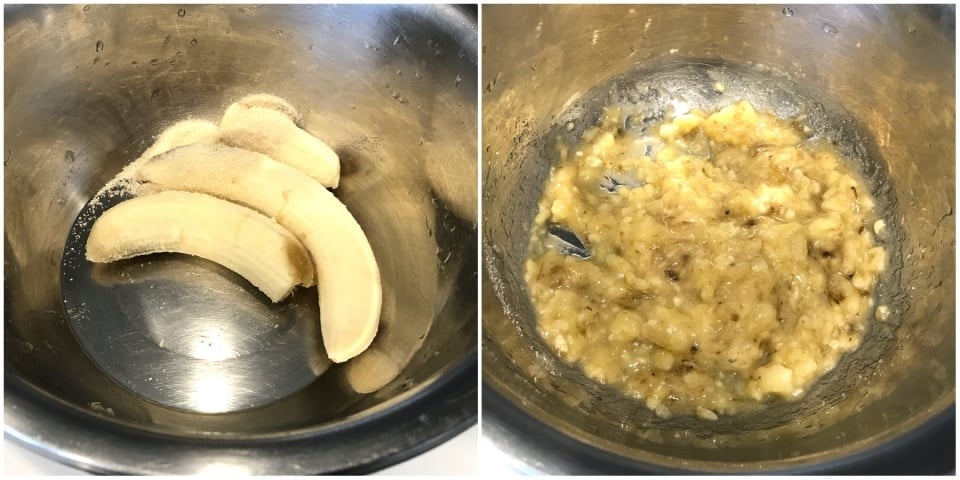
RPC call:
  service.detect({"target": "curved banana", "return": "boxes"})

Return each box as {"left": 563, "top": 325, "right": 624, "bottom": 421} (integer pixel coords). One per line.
{"left": 129, "top": 143, "right": 382, "bottom": 363}
{"left": 86, "top": 191, "right": 314, "bottom": 303}
{"left": 345, "top": 347, "right": 401, "bottom": 394}
{"left": 140, "top": 119, "right": 220, "bottom": 160}
{"left": 219, "top": 102, "right": 340, "bottom": 188}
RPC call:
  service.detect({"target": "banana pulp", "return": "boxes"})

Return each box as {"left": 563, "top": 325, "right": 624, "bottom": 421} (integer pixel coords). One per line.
{"left": 85, "top": 94, "right": 381, "bottom": 364}
{"left": 525, "top": 101, "right": 888, "bottom": 419}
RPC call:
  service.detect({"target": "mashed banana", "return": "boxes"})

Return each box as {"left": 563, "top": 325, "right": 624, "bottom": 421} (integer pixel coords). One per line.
{"left": 525, "top": 101, "right": 887, "bottom": 419}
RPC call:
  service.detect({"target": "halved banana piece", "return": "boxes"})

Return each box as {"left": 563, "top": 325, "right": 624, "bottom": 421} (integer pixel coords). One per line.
{"left": 129, "top": 144, "right": 382, "bottom": 363}
{"left": 86, "top": 191, "right": 314, "bottom": 302}
{"left": 235, "top": 93, "right": 301, "bottom": 123}
{"left": 140, "top": 119, "right": 220, "bottom": 160}
{"left": 345, "top": 347, "right": 401, "bottom": 394}
{"left": 219, "top": 102, "right": 340, "bottom": 188}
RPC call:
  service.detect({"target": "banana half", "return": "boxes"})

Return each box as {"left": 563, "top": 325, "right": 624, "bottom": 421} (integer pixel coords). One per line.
{"left": 219, "top": 101, "right": 341, "bottom": 188}
{"left": 235, "top": 93, "right": 301, "bottom": 124}
{"left": 129, "top": 143, "right": 382, "bottom": 363}
{"left": 86, "top": 191, "right": 314, "bottom": 303}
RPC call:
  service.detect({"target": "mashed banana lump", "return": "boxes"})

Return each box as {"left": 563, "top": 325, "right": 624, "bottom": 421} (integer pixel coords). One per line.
{"left": 525, "top": 101, "right": 887, "bottom": 420}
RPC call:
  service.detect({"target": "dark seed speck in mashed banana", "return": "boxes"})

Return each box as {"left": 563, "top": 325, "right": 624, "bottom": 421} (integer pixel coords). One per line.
{"left": 525, "top": 101, "right": 887, "bottom": 420}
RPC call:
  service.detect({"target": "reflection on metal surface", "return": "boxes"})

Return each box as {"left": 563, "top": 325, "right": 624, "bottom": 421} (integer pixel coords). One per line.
{"left": 190, "top": 376, "right": 233, "bottom": 414}
{"left": 64, "top": 234, "right": 330, "bottom": 413}
{"left": 340, "top": 184, "right": 441, "bottom": 394}
{"left": 196, "top": 463, "right": 252, "bottom": 476}
{"left": 187, "top": 325, "right": 240, "bottom": 362}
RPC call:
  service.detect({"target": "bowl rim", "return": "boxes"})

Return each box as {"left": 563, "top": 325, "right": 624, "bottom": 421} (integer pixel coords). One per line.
{"left": 4, "top": 354, "right": 477, "bottom": 474}
{"left": 481, "top": 378, "right": 955, "bottom": 474}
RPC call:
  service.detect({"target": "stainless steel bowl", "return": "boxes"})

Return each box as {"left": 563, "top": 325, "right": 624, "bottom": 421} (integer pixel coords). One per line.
{"left": 5, "top": 4, "right": 477, "bottom": 474}
{"left": 482, "top": 5, "right": 954, "bottom": 473}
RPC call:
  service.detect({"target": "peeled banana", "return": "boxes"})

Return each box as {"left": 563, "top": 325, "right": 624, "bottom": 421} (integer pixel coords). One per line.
{"left": 140, "top": 119, "right": 220, "bottom": 160}
{"left": 129, "top": 143, "right": 381, "bottom": 363}
{"left": 345, "top": 347, "right": 401, "bottom": 394}
{"left": 86, "top": 191, "right": 315, "bottom": 303}
{"left": 219, "top": 101, "right": 340, "bottom": 188}
{"left": 235, "top": 93, "right": 301, "bottom": 123}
